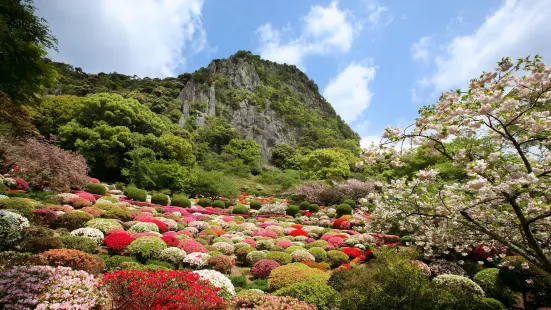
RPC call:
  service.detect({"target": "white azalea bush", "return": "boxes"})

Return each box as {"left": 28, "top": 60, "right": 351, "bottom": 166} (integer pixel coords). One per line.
{"left": 0, "top": 210, "right": 29, "bottom": 249}
{"left": 192, "top": 269, "right": 236, "bottom": 297}
{"left": 360, "top": 56, "right": 551, "bottom": 274}
{"left": 70, "top": 227, "right": 104, "bottom": 244}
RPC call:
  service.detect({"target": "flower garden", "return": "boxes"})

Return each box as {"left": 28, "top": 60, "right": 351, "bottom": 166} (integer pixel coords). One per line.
{"left": 1, "top": 171, "right": 549, "bottom": 309}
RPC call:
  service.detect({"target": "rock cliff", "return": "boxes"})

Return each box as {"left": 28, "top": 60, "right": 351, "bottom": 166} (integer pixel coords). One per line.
{"left": 179, "top": 51, "right": 359, "bottom": 159}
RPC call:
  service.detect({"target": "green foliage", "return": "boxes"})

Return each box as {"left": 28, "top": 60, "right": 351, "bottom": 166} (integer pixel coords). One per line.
{"left": 171, "top": 194, "right": 191, "bottom": 208}
{"left": 55, "top": 211, "right": 93, "bottom": 231}
{"left": 123, "top": 186, "right": 147, "bottom": 202}
{"left": 267, "top": 251, "right": 292, "bottom": 265}
{"left": 59, "top": 235, "right": 97, "bottom": 253}
{"left": 326, "top": 250, "right": 349, "bottom": 268}
{"left": 104, "top": 255, "right": 137, "bottom": 271}
{"left": 498, "top": 256, "right": 551, "bottom": 307}
{"left": 85, "top": 183, "right": 106, "bottom": 195}
{"left": 473, "top": 268, "right": 515, "bottom": 307}
{"left": 308, "top": 247, "right": 327, "bottom": 262}
{"left": 336, "top": 204, "right": 353, "bottom": 218}
{"left": 338, "top": 253, "right": 439, "bottom": 310}
{"left": 0, "top": 197, "right": 39, "bottom": 219}
{"left": 285, "top": 205, "right": 300, "bottom": 217}
{"left": 150, "top": 193, "right": 169, "bottom": 205}
{"left": 232, "top": 204, "right": 249, "bottom": 215}
{"left": 308, "top": 204, "right": 319, "bottom": 213}
{"left": 212, "top": 199, "right": 226, "bottom": 209}
{"left": 274, "top": 282, "right": 340, "bottom": 310}
{"left": 0, "top": 0, "right": 58, "bottom": 104}
{"left": 127, "top": 236, "right": 167, "bottom": 263}
{"left": 299, "top": 201, "right": 310, "bottom": 211}
{"left": 257, "top": 169, "right": 302, "bottom": 192}
{"left": 184, "top": 169, "right": 239, "bottom": 197}
{"left": 300, "top": 148, "right": 353, "bottom": 180}
{"left": 249, "top": 200, "right": 262, "bottom": 210}
{"left": 268, "top": 262, "right": 330, "bottom": 291}
{"left": 231, "top": 275, "right": 248, "bottom": 288}
{"left": 197, "top": 198, "right": 212, "bottom": 207}
{"left": 342, "top": 199, "right": 356, "bottom": 208}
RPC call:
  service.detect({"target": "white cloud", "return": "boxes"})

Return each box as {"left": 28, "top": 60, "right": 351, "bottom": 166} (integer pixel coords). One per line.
{"left": 429, "top": 0, "right": 551, "bottom": 91}
{"left": 323, "top": 63, "right": 376, "bottom": 123}
{"left": 256, "top": 1, "right": 359, "bottom": 68}
{"left": 367, "top": 5, "right": 394, "bottom": 28}
{"left": 410, "top": 36, "right": 432, "bottom": 62}
{"left": 35, "top": 0, "right": 206, "bottom": 77}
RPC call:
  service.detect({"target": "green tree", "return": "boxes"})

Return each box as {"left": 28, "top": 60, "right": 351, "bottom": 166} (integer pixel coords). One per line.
{"left": 0, "top": 0, "right": 57, "bottom": 103}
{"left": 300, "top": 148, "right": 352, "bottom": 180}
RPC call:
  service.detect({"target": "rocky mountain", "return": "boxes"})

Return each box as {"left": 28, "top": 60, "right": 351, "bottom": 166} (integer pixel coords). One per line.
{"left": 179, "top": 51, "right": 359, "bottom": 159}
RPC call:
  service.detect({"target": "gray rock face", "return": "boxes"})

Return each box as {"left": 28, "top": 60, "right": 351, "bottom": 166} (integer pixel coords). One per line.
{"left": 178, "top": 57, "right": 300, "bottom": 160}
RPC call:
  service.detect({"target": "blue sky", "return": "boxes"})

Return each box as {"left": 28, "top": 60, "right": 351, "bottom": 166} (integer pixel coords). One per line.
{"left": 35, "top": 0, "right": 551, "bottom": 147}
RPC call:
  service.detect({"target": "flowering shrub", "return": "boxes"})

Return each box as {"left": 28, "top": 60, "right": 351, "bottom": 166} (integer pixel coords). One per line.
{"left": 183, "top": 252, "right": 210, "bottom": 268}
{"left": 247, "top": 251, "right": 268, "bottom": 266}
{"left": 178, "top": 239, "right": 208, "bottom": 253}
{"left": 251, "top": 230, "right": 278, "bottom": 239}
{"left": 76, "top": 191, "right": 97, "bottom": 203}
{"left": 274, "top": 282, "right": 340, "bottom": 310}
{"left": 429, "top": 260, "right": 466, "bottom": 277}
{"left": 0, "top": 265, "right": 104, "bottom": 309}
{"left": 258, "top": 201, "right": 287, "bottom": 215}
{"left": 433, "top": 274, "right": 485, "bottom": 298}
{"left": 159, "top": 247, "right": 187, "bottom": 265}
{"left": 207, "top": 254, "right": 234, "bottom": 274}
{"left": 130, "top": 222, "right": 161, "bottom": 233}
{"left": 251, "top": 259, "right": 280, "bottom": 279}
{"left": 128, "top": 236, "right": 167, "bottom": 261}
{"left": 32, "top": 208, "right": 58, "bottom": 226}
{"left": 342, "top": 247, "right": 362, "bottom": 259}
{"left": 193, "top": 269, "right": 236, "bottom": 297}
{"left": 326, "top": 250, "right": 349, "bottom": 268}
{"left": 135, "top": 215, "right": 168, "bottom": 232}
{"left": 289, "top": 229, "right": 309, "bottom": 237}
{"left": 327, "top": 236, "right": 345, "bottom": 248}
{"left": 86, "top": 218, "right": 123, "bottom": 233}
{"left": 0, "top": 210, "right": 29, "bottom": 249}
{"left": 213, "top": 241, "right": 235, "bottom": 255}
{"left": 268, "top": 263, "right": 330, "bottom": 291}
{"left": 291, "top": 250, "right": 315, "bottom": 262}
{"left": 161, "top": 234, "right": 181, "bottom": 247}
{"left": 12, "top": 177, "right": 29, "bottom": 191}
{"left": 104, "top": 231, "right": 134, "bottom": 251}
{"left": 102, "top": 269, "right": 224, "bottom": 310}
{"left": 70, "top": 227, "right": 104, "bottom": 244}
{"left": 361, "top": 56, "right": 551, "bottom": 273}
{"left": 230, "top": 294, "right": 315, "bottom": 310}
{"left": 40, "top": 249, "right": 105, "bottom": 275}
{"left": 267, "top": 251, "right": 292, "bottom": 265}
{"left": 56, "top": 211, "right": 94, "bottom": 230}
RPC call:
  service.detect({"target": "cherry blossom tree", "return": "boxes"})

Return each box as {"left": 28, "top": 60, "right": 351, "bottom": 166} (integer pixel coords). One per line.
{"left": 360, "top": 56, "right": 551, "bottom": 274}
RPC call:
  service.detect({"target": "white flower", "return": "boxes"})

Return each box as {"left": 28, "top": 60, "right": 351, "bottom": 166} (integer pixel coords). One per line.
{"left": 70, "top": 227, "right": 104, "bottom": 244}
{"left": 193, "top": 269, "right": 235, "bottom": 297}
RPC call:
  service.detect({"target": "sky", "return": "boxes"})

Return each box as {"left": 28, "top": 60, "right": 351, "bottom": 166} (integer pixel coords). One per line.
{"left": 35, "top": 0, "right": 551, "bottom": 148}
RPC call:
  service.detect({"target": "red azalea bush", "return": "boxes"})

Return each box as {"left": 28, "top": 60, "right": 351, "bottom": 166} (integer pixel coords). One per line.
{"left": 467, "top": 244, "right": 496, "bottom": 261}
{"left": 251, "top": 259, "right": 280, "bottom": 279}
{"left": 0, "top": 138, "right": 89, "bottom": 191}
{"left": 13, "top": 178, "right": 29, "bottom": 191}
{"left": 251, "top": 230, "right": 278, "bottom": 239}
{"left": 39, "top": 249, "right": 105, "bottom": 275}
{"left": 161, "top": 235, "right": 180, "bottom": 247}
{"left": 104, "top": 231, "right": 134, "bottom": 252}
{"left": 178, "top": 240, "right": 208, "bottom": 253}
{"left": 135, "top": 215, "right": 168, "bottom": 233}
{"left": 32, "top": 208, "right": 58, "bottom": 226}
{"left": 102, "top": 269, "right": 225, "bottom": 310}
{"left": 342, "top": 247, "right": 362, "bottom": 259}
{"left": 88, "top": 177, "right": 99, "bottom": 183}
{"left": 75, "top": 192, "right": 97, "bottom": 203}
{"left": 289, "top": 229, "right": 309, "bottom": 237}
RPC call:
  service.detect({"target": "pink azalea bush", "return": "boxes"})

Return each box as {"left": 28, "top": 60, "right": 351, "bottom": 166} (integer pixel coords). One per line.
{"left": 251, "top": 259, "right": 280, "bottom": 278}
{"left": 0, "top": 265, "right": 104, "bottom": 309}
